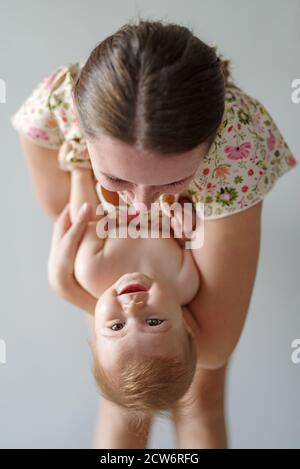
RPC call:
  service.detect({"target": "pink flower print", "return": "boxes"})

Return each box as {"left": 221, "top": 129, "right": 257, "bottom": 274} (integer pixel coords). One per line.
{"left": 59, "top": 110, "right": 68, "bottom": 124}
{"left": 27, "top": 127, "right": 49, "bottom": 141}
{"left": 224, "top": 142, "right": 251, "bottom": 160}
{"left": 44, "top": 71, "right": 58, "bottom": 90}
{"left": 206, "top": 182, "right": 216, "bottom": 193}
{"left": 221, "top": 193, "right": 231, "bottom": 202}
{"left": 238, "top": 197, "right": 248, "bottom": 209}
{"left": 250, "top": 153, "right": 259, "bottom": 164}
{"left": 286, "top": 154, "right": 297, "bottom": 167}
{"left": 267, "top": 129, "right": 276, "bottom": 151}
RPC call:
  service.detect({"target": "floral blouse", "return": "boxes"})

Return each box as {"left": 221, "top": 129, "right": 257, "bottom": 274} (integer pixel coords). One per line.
{"left": 10, "top": 62, "right": 298, "bottom": 219}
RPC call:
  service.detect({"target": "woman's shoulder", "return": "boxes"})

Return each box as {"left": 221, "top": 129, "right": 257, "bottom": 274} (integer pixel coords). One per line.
{"left": 46, "top": 62, "right": 92, "bottom": 170}
{"left": 42, "top": 62, "right": 83, "bottom": 91}
{"left": 11, "top": 62, "right": 91, "bottom": 168}
{"left": 185, "top": 83, "right": 298, "bottom": 219}
{"left": 46, "top": 62, "right": 83, "bottom": 105}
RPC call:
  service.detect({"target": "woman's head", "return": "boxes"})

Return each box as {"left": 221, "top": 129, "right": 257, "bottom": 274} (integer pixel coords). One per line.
{"left": 91, "top": 272, "right": 198, "bottom": 416}
{"left": 73, "top": 19, "right": 233, "bottom": 209}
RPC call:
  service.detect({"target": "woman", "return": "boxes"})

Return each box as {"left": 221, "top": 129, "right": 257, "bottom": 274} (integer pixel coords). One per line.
{"left": 11, "top": 19, "right": 297, "bottom": 448}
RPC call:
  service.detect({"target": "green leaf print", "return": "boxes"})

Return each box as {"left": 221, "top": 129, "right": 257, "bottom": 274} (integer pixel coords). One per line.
{"left": 237, "top": 108, "right": 251, "bottom": 125}
{"left": 216, "top": 186, "right": 238, "bottom": 207}
{"left": 234, "top": 175, "right": 243, "bottom": 184}
{"left": 48, "top": 93, "right": 63, "bottom": 111}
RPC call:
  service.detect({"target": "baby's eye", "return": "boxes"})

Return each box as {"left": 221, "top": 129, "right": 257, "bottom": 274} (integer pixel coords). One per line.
{"left": 145, "top": 319, "right": 164, "bottom": 326}
{"left": 111, "top": 322, "right": 124, "bottom": 331}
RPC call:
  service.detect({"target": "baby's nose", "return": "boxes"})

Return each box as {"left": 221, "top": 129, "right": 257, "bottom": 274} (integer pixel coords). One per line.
{"left": 122, "top": 299, "right": 145, "bottom": 316}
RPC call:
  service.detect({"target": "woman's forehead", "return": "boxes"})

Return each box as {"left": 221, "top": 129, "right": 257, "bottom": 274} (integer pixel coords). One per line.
{"left": 87, "top": 136, "right": 207, "bottom": 184}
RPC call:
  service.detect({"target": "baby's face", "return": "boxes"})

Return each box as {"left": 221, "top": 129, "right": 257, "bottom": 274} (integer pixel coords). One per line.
{"left": 94, "top": 272, "right": 191, "bottom": 370}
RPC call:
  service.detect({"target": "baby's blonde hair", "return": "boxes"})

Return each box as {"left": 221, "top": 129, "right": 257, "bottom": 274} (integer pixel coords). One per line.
{"left": 90, "top": 332, "right": 197, "bottom": 418}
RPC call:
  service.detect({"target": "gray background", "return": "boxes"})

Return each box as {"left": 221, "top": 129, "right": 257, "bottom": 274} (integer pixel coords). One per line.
{"left": 0, "top": 0, "right": 299, "bottom": 448}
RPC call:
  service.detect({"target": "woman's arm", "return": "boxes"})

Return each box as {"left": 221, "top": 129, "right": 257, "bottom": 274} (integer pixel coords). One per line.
{"left": 186, "top": 201, "right": 263, "bottom": 369}
{"left": 17, "top": 134, "right": 70, "bottom": 221}
{"left": 17, "top": 133, "right": 101, "bottom": 312}
{"left": 47, "top": 202, "right": 98, "bottom": 315}
{"left": 171, "top": 202, "right": 262, "bottom": 448}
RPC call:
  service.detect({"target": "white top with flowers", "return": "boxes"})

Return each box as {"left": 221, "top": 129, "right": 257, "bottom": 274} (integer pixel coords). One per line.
{"left": 11, "top": 62, "right": 298, "bottom": 219}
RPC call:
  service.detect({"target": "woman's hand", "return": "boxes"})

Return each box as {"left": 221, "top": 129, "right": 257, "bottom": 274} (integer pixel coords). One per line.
{"left": 170, "top": 195, "right": 198, "bottom": 248}
{"left": 47, "top": 201, "right": 98, "bottom": 315}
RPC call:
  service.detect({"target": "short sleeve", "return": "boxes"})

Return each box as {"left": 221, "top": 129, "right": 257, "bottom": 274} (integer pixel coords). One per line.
{"left": 185, "top": 84, "right": 298, "bottom": 219}
{"left": 10, "top": 65, "right": 67, "bottom": 149}
{"left": 10, "top": 62, "right": 92, "bottom": 170}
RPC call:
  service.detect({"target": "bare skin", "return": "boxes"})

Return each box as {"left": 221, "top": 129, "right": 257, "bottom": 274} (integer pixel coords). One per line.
{"left": 18, "top": 134, "right": 262, "bottom": 448}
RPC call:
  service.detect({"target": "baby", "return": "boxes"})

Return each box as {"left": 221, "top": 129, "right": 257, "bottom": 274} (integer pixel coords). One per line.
{"left": 70, "top": 168, "right": 201, "bottom": 417}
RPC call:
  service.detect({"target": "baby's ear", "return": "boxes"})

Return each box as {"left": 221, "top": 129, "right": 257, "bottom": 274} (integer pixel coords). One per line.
{"left": 182, "top": 306, "right": 201, "bottom": 339}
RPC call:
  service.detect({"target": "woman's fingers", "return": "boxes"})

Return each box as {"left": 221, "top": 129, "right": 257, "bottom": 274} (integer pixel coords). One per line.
{"left": 170, "top": 195, "right": 197, "bottom": 246}
{"left": 62, "top": 202, "right": 93, "bottom": 257}
{"left": 47, "top": 201, "right": 99, "bottom": 315}
{"left": 52, "top": 202, "right": 71, "bottom": 242}
{"left": 178, "top": 196, "right": 197, "bottom": 233}
{"left": 48, "top": 202, "right": 92, "bottom": 293}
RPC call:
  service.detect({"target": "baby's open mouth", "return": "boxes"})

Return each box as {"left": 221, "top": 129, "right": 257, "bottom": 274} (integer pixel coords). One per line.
{"left": 119, "top": 284, "right": 148, "bottom": 295}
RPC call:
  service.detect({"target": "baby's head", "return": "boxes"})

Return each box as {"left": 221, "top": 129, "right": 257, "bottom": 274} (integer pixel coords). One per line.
{"left": 91, "top": 272, "right": 197, "bottom": 417}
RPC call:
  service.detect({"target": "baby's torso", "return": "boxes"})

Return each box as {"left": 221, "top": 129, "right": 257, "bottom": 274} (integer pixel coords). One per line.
{"left": 74, "top": 217, "right": 200, "bottom": 303}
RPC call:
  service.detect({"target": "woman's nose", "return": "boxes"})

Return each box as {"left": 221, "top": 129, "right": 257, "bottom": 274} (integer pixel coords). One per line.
{"left": 132, "top": 189, "right": 160, "bottom": 211}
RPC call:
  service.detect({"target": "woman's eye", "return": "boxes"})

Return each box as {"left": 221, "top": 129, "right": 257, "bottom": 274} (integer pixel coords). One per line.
{"left": 111, "top": 322, "right": 124, "bottom": 331}
{"left": 146, "top": 319, "right": 164, "bottom": 326}
{"left": 105, "top": 175, "right": 126, "bottom": 184}
{"left": 166, "top": 179, "right": 186, "bottom": 187}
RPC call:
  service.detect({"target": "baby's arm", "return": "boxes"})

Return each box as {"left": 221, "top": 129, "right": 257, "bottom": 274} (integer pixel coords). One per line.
{"left": 69, "top": 167, "right": 99, "bottom": 223}
{"left": 69, "top": 168, "right": 107, "bottom": 297}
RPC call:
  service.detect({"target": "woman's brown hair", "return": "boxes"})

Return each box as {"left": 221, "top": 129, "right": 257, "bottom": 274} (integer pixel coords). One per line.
{"left": 73, "top": 18, "right": 234, "bottom": 155}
